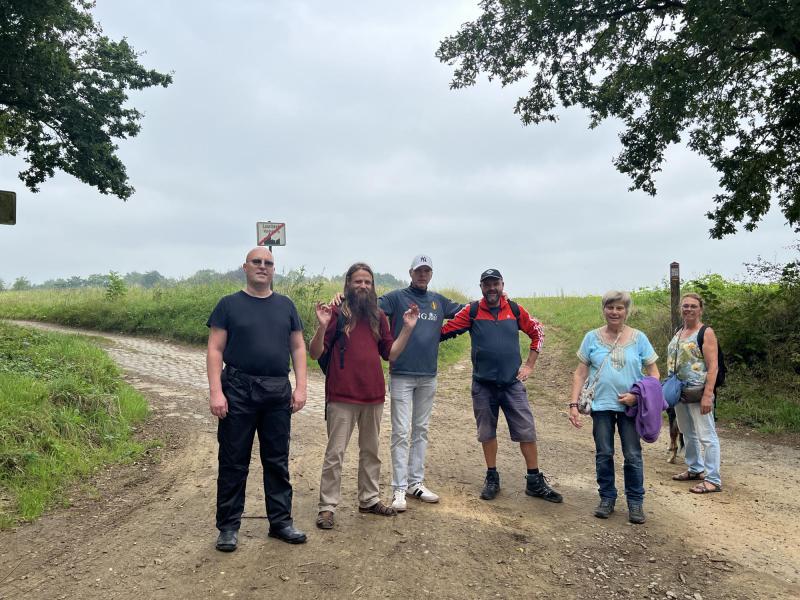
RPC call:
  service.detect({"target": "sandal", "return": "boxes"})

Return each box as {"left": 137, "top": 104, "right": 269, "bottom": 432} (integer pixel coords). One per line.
{"left": 316, "top": 510, "right": 334, "bottom": 529}
{"left": 690, "top": 481, "right": 722, "bottom": 494}
{"left": 672, "top": 470, "right": 705, "bottom": 481}
{"left": 358, "top": 501, "right": 397, "bottom": 516}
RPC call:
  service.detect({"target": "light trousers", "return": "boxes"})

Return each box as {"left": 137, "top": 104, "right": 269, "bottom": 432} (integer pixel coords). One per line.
{"left": 389, "top": 375, "right": 437, "bottom": 491}
{"left": 675, "top": 401, "right": 722, "bottom": 486}
{"left": 318, "top": 401, "right": 383, "bottom": 513}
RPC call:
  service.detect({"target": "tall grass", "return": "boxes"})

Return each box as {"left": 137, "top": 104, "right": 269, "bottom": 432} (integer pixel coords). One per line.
{"left": 0, "top": 277, "right": 342, "bottom": 346}
{"left": 0, "top": 278, "right": 474, "bottom": 370}
{"left": 0, "top": 322, "right": 149, "bottom": 527}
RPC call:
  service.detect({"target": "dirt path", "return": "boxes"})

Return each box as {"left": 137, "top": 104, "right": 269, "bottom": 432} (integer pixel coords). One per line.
{"left": 1, "top": 321, "right": 798, "bottom": 600}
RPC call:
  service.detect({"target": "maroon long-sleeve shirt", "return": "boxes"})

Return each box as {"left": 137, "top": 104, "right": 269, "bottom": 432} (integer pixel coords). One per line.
{"left": 323, "top": 306, "right": 393, "bottom": 404}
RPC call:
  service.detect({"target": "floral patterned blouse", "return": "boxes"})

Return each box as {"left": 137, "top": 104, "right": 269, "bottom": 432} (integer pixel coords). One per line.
{"left": 667, "top": 329, "right": 708, "bottom": 387}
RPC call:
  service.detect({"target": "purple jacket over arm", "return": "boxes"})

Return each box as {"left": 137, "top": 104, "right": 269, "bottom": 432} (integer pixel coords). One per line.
{"left": 626, "top": 376, "right": 667, "bottom": 443}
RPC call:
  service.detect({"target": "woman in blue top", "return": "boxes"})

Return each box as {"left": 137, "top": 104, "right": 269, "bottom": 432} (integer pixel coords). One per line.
{"left": 568, "top": 291, "right": 659, "bottom": 524}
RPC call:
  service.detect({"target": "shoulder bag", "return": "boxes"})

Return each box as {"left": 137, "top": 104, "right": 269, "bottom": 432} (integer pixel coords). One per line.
{"left": 662, "top": 331, "right": 684, "bottom": 408}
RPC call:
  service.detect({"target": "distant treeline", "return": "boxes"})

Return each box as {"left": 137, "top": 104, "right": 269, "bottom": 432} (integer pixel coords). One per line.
{"left": 0, "top": 268, "right": 407, "bottom": 292}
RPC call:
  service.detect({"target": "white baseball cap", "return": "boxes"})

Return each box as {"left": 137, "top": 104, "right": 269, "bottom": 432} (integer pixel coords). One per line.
{"left": 410, "top": 254, "right": 433, "bottom": 271}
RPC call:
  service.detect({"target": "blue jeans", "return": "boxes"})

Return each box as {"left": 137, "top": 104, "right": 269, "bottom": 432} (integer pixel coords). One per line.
{"left": 675, "top": 401, "right": 722, "bottom": 486}
{"left": 591, "top": 410, "right": 644, "bottom": 505}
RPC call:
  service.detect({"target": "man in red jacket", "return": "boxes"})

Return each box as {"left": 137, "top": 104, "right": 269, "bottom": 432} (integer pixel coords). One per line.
{"left": 309, "top": 262, "right": 419, "bottom": 530}
{"left": 441, "top": 269, "right": 563, "bottom": 503}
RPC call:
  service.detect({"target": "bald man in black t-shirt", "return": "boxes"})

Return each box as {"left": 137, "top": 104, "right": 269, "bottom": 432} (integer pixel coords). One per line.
{"left": 206, "top": 247, "right": 308, "bottom": 551}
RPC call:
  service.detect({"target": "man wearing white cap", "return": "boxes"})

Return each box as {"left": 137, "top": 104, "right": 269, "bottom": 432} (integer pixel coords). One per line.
{"left": 378, "top": 255, "right": 464, "bottom": 511}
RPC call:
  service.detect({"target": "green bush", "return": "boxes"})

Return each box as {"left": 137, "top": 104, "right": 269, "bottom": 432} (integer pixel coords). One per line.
{"left": 105, "top": 271, "right": 128, "bottom": 301}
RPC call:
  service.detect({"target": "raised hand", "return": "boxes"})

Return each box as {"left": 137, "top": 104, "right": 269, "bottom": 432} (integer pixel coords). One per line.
{"left": 330, "top": 292, "right": 344, "bottom": 306}
{"left": 403, "top": 303, "right": 420, "bottom": 328}
{"left": 315, "top": 301, "right": 333, "bottom": 328}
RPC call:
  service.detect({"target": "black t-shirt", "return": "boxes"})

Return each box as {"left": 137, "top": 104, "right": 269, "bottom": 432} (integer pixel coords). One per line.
{"left": 206, "top": 291, "right": 303, "bottom": 376}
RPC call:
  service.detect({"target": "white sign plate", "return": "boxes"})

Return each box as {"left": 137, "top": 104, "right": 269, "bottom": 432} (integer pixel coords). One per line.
{"left": 256, "top": 221, "right": 286, "bottom": 246}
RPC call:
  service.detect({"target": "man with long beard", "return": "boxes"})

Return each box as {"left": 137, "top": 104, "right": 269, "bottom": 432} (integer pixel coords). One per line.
{"left": 309, "top": 262, "right": 419, "bottom": 530}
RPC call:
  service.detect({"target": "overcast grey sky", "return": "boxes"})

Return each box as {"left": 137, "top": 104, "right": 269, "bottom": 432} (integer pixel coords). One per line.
{"left": 1, "top": 0, "right": 797, "bottom": 295}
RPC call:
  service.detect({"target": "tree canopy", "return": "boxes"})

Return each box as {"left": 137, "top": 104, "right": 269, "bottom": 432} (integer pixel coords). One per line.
{"left": 0, "top": 0, "right": 172, "bottom": 199}
{"left": 437, "top": 1, "right": 800, "bottom": 237}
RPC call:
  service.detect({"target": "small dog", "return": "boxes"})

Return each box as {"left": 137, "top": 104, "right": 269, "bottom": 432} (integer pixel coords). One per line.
{"left": 667, "top": 407, "right": 684, "bottom": 463}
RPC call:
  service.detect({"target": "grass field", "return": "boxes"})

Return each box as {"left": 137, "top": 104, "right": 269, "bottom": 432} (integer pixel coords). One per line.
{"left": 0, "top": 322, "right": 150, "bottom": 527}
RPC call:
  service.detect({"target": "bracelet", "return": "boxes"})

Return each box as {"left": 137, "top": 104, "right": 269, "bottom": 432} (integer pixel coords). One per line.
{"left": 568, "top": 403, "right": 578, "bottom": 408}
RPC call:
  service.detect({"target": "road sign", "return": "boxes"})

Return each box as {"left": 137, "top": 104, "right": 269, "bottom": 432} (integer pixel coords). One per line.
{"left": 0, "top": 190, "right": 16, "bottom": 225}
{"left": 256, "top": 221, "right": 286, "bottom": 246}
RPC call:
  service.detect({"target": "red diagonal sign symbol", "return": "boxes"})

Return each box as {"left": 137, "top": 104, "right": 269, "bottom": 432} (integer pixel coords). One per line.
{"left": 258, "top": 223, "right": 285, "bottom": 246}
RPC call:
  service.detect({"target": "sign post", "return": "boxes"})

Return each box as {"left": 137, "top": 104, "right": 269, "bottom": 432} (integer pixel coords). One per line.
{"left": 670, "top": 262, "right": 680, "bottom": 333}
{"left": 256, "top": 221, "right": 286, "bottom": 291}
{"left": 0, "top": 191, "right": 16, "bottom": 225}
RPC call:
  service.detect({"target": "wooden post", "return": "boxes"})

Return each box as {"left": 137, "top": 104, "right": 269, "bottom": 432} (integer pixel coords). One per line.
{"left": 670, "top": 262, "right": 680, "bottom": 333}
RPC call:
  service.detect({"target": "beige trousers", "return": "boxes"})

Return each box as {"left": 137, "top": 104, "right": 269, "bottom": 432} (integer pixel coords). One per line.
{"left": 318, "top": 402, "right": 383, "bottom": 513}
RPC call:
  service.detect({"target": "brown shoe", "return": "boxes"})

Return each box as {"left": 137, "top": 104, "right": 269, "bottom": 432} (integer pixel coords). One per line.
{"left": 358, "top": 501, "right": 396, "bottom": 516}
{"left": 316, "top": 510, "right": 334, "bottom": 529}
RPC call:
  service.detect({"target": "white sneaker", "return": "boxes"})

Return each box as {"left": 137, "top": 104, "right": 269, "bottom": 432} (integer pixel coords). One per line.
{"left": 391, "top": 489, "right": 407, "bottom": 512}
{"left": 407, "top": 483, "right": 440, "bottom": 503}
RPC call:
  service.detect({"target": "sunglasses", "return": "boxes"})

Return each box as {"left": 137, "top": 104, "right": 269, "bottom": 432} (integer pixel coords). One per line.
{"left": 681, "top": 303, "right": 701, "bottom": 309}
{"left": 249, "top": 259, "right": 274, "bottom": 267}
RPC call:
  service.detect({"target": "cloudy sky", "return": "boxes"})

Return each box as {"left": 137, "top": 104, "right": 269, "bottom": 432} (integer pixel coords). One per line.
{"left": 1, "top": 0, "right": 797, "bottom": 296}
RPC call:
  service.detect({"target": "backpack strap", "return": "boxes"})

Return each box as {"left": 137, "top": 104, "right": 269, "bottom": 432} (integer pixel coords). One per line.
{"left": 468, "top": 300, "right": 480, "bottom": 322}
{"left": 333, "top": 310, "right": 347, "bottom": 370}
{"left": 507, "top": 299, "right": 521, "bottom": 321}
{"left": 323, "top": 310, "right": 347, "bottom": 421}
{"left": 468, "top": 299, "right": 522, "bottom": 328}
{"left": 697, "top": 324, "right": 707, "bottom": 357}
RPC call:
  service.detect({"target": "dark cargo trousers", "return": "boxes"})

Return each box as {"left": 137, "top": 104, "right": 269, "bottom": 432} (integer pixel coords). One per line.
{"left": 216, "top": 367, "right": 293, "bottom": 532}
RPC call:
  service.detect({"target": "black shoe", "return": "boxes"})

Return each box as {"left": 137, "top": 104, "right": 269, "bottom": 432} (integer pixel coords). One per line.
{"left": 215, "top": 529, "right": 238, "bottom": 552}
{"left": 268, "top": 523, "right": 308, "bottom": 544}
{"left": 594, "top": 498, "right": 615, "bottom": 519}
{"left": 628, "top": 504, "right": 646, "bottom": 524}
{"left": 480, "top": 470, "right": 500, "bottom": 500}
{"left": 525, "top": 472, "right": 563, "bottom": 503}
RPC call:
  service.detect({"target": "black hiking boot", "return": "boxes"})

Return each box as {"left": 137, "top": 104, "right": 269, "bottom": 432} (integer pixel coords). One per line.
{"left": 628, "top": 504, "right": 646, "bottom": 524}
{"left": 480, "top": 470, "right": 500, "bottom": 500}
{"left": 525, "top": 472, "right": 563, "bottom": 503}
{"left": 594, "top": 498, "right": 615, "bottom": 519}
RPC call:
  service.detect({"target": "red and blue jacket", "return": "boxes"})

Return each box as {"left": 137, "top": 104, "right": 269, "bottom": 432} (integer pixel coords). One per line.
{"left": 440, "top": 297, "right": 544, "bottom": 386}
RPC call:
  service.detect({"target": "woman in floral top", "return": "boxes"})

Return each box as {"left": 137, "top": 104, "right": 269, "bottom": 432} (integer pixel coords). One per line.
{"left": 668, "top": 293, "right": 722, "bottom": 493}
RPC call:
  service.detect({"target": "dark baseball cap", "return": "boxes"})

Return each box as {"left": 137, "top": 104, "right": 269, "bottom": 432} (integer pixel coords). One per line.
{"left": 480, "top": 269, "right": 503, "bottom": 281}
